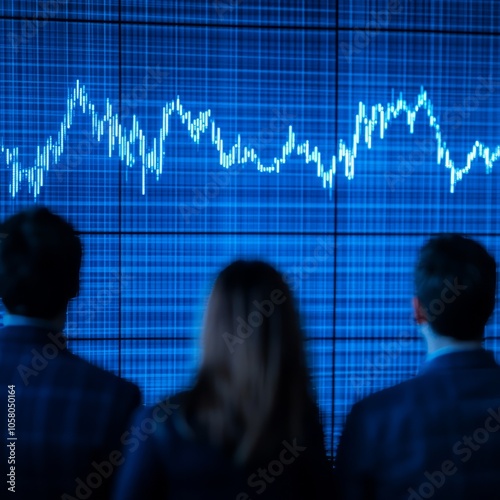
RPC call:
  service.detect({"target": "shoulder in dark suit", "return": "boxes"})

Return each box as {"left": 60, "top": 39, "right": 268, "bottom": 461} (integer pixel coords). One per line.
{"left": 336, "top": 349, "right": 500, "bottom": 500}
{"left": 0, "top": 325, "right": 141, "bottom": 500}
{"left": 112, "top": 392, "right": 334, "bottom": 500}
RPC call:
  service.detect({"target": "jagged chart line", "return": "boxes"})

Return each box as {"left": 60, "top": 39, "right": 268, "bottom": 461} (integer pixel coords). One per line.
{"left": 1, "top": 80, "right": 499, "bottom": 199}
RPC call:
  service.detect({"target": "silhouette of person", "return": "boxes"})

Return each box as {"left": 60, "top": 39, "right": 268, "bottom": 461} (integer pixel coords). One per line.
{"left": 113, "top": 260, "right": 334, "bottom": 499}
{"left": 336, "top": 234, "right": 500, "bottom": 499}
{"left": 0, "top": 207, "right": 141, "bottom": 499}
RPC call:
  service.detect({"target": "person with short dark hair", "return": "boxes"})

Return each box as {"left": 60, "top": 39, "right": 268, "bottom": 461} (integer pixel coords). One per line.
{"left": 413, "top": 234, "right": 496, "bottom": 341}
{"left": 112, "top": 260, "right": 334, "bottom": 499}
{"left": 0, "top": 207, "right": 141, "bottom": 499}
{"left": 336, "top": 234, "right": 500, "bottom": 499}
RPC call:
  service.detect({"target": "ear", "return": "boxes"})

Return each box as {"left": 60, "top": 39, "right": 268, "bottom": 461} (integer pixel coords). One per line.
{"left": 412, "top": 296, "right": 428, "bottom": 324}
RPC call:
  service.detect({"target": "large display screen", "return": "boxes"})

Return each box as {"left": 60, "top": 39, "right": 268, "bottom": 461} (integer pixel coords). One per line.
{"left": 1, "top": 1, "right": 499, "bottom": 457}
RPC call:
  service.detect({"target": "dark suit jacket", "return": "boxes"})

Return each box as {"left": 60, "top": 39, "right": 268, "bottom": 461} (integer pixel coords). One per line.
{"left": 112, "top": 392, "right": 335, "bottom": 499}
{"left": 0, "top": 326, "right": 141, "bottom": 499}
{"left": 335, "top": 349, "right": 500, "bottom": 500}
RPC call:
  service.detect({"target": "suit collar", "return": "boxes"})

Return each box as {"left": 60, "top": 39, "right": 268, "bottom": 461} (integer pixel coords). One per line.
{"left": 419, "top": 348, "right": 497, "bottom": 374}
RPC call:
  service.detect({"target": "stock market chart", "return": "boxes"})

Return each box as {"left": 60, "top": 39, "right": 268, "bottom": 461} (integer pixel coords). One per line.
{"left": 1, "top": 0, "right": 499, "bottom": 456}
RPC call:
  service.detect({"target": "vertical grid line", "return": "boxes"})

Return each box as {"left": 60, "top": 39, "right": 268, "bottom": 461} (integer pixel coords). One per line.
{"left": 118, "top": 0, "right": 123, "bottom": 377}
{"left": 332, "top": 0, "right": 339, "bottom": 458}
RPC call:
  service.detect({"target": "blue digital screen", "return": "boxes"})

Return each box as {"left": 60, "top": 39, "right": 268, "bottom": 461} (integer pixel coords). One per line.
{"left": 1, "top": 1, "right": 500, "bottom": 458}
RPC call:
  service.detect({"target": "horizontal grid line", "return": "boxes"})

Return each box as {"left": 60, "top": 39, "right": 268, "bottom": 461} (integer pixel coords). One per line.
{"left": 75, "top": 231, "right": 500, "bottom": 237}
{"left": 0, "top": 15, "right": 499, "bottom": 36}
{"left": 64, "top": 336, "right": 500, "bottom": 341}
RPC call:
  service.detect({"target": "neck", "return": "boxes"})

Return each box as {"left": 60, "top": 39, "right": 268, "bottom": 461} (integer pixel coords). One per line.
{"left": 4, "top": 311, "right": 67, "bottom": 332}
{"left": 420, "top": 323, "right": 483, "bottom": 355}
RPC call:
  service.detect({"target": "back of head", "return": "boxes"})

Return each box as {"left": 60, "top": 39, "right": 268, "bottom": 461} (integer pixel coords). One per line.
{"left": 0, "top": 207, "right": 82, "bottom": 319}
{"left": 415, "top": 234, "right": 496, "bottom": 341}
{"left": 190, "top": 260, "right": 312, "bottom": 465}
